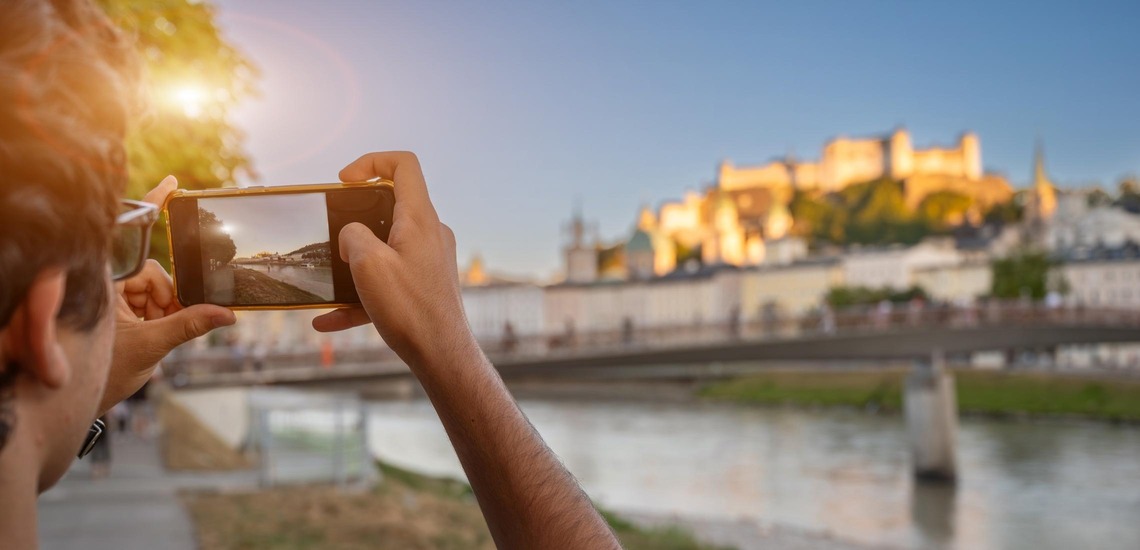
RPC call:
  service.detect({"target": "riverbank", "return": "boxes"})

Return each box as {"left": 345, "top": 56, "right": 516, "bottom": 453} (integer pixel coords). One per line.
{"left": 699, "top": 368, "right": 1140, "bottom": 422}
{"left": 183, "top": 461, "right": 729, "bottom": 550}
{"left": 232, "top": 266, "right": 324, "bottom": 303}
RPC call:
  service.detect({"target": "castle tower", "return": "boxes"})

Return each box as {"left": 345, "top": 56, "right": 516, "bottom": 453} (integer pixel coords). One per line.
{"left": 564, "top": 204, "right": 598, "bottom": 284}
{"left": 637, "top": 205, "right": 657, "bottom": 232}
{"left": 1029, "top": 142, "right": 1057, "bottom": 223}
{"left": 888, "top": 127, "right": 914, "bottom": 180}
{"left": 961, "top": 132, "right": 982, "bottom": 180}
{"left": 765, "top": 199, "right": 793, "bottom": 240}
{"left": 702, "top": 191, "right": 746, "bottom": 266}
{"left": 463, "top": 254, "right": 487, "bottom": 286}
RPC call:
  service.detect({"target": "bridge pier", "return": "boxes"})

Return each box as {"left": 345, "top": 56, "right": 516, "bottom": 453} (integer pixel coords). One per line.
{"left": 904, "top": 349, "right": 958, "bottom": 483}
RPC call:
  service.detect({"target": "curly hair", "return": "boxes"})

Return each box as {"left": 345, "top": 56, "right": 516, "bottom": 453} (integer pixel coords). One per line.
{"left": 0, "top": 0, "right": 140, "bottom": 451}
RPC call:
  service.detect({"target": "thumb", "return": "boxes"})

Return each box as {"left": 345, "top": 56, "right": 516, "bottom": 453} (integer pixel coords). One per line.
{"left": 338, "top": 222, "right": 391, "bottom": 264}
{"left": 148, "top": 304, "right": 236, "bottom": 349}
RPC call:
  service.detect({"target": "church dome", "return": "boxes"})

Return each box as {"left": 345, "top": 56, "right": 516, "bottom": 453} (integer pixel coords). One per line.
{"left": 627, "top": 229, "right": 654, "bottom": 253}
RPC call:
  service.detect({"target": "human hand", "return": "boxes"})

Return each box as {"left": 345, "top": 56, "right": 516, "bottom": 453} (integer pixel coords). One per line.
{"left": 100, "top": 176, "right": 236, "bottom": 413}
{"left": 311, "top": 152, "right": 475, "bottom": 370}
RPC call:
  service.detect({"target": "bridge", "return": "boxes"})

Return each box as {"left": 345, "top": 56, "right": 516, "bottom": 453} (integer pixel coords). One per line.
{"left": 166, "top": 302, "right": 1140, "bottom": 388}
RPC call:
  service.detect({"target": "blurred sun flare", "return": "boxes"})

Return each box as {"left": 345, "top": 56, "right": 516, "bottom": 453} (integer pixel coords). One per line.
{"left": 170, "top": 85, "right": 206, "bottom": 118}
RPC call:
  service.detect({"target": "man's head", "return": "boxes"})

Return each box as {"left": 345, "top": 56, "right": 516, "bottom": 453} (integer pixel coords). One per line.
{"left": 0, "top": 0, "right": 138, "bottom": 489}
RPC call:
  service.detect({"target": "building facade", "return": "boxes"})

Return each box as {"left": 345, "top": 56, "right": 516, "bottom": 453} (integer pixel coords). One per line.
{"left": 841, "top": 238, "right": 962, "bottom": 290}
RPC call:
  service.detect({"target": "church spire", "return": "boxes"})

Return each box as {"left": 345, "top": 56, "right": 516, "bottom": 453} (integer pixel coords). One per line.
{"left": 1030, "top": 140, "right": 1056, "bottom": 222}
{"left": 1034, "top": 140, "right": 1049, "bottom": 189}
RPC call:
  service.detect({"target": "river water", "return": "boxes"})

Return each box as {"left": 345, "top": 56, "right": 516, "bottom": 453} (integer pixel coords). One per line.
{"left": 366, "top": 398, "right": 1140, "bottom": 549}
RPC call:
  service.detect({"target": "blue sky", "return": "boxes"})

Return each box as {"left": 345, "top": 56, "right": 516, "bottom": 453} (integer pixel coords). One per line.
{"left": 214, "top": 0, "right": 1140, "bottom": 278}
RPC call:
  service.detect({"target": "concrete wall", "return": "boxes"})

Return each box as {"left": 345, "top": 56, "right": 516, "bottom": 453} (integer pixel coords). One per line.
{"left": 168, "top": 387, "right": 251, "bottom": 450}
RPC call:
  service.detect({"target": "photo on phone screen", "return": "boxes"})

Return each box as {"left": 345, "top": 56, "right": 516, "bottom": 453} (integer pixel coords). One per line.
{"left": 196, "top": 193, "right": 333, "bottom": 305}
{"left": 168, "top": 184, "right": 393, "bottom": 308}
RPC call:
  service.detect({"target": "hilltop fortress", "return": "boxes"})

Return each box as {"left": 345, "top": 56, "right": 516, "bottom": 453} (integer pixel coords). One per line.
{"left": 565, "top": 128, "right": 1016, "bottom": 283}
{"left": 716, "top": 128, "right": 1010, "bottom": 207}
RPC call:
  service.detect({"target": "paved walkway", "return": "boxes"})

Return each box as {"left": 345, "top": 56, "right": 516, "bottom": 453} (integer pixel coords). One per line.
{"left": 38, "top": 433, "right": 256, "bottom": 550}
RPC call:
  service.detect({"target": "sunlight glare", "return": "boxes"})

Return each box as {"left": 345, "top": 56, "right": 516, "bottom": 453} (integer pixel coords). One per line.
{"left": 171, "top": 85, "right": 206, "bottom": 118}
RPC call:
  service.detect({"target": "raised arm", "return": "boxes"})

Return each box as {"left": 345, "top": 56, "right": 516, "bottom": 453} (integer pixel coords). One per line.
{"left": 313, "top": 152, "right": 620, "bottom": 549}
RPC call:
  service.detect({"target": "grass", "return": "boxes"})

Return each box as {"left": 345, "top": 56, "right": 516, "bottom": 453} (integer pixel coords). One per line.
{"left": 184, "top": 460, "right": 730, "bottom": 550}
{"left": 699, "top": 369, "right": 1140, "bottom": 422}
{"left": 232, "top": 266, "right": 323, "bottom": 304}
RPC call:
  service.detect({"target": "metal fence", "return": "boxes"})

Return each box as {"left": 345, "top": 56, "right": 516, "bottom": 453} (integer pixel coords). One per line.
{"left": 249, "top": 389, "right": 377, "bottom": 488}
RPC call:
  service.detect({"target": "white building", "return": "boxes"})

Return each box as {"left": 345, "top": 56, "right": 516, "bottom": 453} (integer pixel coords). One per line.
{"left": 1062, "top": 256, "right": 1140, "bottom": 308}
{"left": 1048, "top": 206, "right": 1140, "bottom": 251}
{"left": 913, "top": 262, "right": 992, "bottom": 303}
{"left": 461, "top": 283, "right": 546, "bottom": 340}
{"left": 740, "top": 259, "right": 843, "bottom": 318}
{"left": 841, "top": 238, "right": 962, "bottom": 290}
{"left": 543, "top": 268, "right": 742, "bottom": 335}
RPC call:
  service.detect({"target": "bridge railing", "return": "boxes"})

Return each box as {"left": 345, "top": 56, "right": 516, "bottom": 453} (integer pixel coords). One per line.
{"left": 163, "top": 301, "right": 1140, "bottom": 384}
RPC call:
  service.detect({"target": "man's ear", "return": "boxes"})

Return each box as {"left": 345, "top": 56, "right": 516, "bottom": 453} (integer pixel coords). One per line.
{"left": 1, "top": 270, "right": 69, "bottom": 389}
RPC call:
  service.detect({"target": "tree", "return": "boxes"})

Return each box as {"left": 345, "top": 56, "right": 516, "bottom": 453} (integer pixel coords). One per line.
{"left": 1116, "top": 174, "right": 1140, "bottom": 214}
{"left": 991, "top": 252, "right": 1053, "bottom": 300}
{"left": 843, "top": 179, "right": 921, "bottom": 245}
{"left": 983, "top": 192, "right": 1025, "bottom": 224}
{"left": 96, "top": 0, "right": 259, "bottom": 265}
{"left": 198, "top": 208, "right": 236, "bottom": 270}
{"left": 917, "top": 191, "right": 973, "bottom": 232}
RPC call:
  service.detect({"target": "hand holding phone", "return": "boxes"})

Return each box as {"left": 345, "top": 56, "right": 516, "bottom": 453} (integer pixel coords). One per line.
{"left": 165, "top": 181, "right": 394, "bottom": 309}
{"left": 310, "top": 152, "right": 473, "bottom": 367}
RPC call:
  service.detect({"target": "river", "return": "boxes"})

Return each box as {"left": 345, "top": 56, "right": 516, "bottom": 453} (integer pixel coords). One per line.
{"left": 366, "top": 398, "right": 1140, "bottom": 550}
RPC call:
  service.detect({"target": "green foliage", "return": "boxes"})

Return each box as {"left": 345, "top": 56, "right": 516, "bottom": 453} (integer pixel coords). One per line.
{"left": 917, "top": 191, "right": 973, "bottom": 232}
{"left": 375, "top": 461, "right": 730, "bottom": 550}
{"left": 675, "top": 240, "right": 701, "bottom": 265}
{"left": 599, "top": 508, "right": 733, "bottom": 550}
{"left": 1116, "top": 175, "right": 1140, "bottom": 214}
{"left": 825, "top": 285, "right": 927, "bottom": 308}
{"left": 1087, "top": 188, "right": 1113, "bottom": 208}
{"left": 991, "top": 252, "right": 1053, "bottom": 299}
{"left": 844, "top": 179, "right": 924, "bottom": 244}
{"left": 198, "top": 207, "right": 236, "bottom": 269}
{"left": 701, "top": 370, "right": 1140, "bottom": 422}
{"left": 96, "top": 0, "right": 259, "bottom": 266}
{"left": 792, "top": 179, "right": 973, "bottom": 246}
{"left": 790, "top": 190, "right": 844, "bottom": 242}
{"left": 983, "top": 192, "right": 1025, "bottom": 224}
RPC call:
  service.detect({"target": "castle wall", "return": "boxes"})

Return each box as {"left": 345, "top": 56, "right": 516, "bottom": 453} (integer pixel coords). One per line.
{"left": 821, "top": 137, "right": 887, "bottom": 190}
{"left": 717, "top": 129, "right": 987, "bottom": 194}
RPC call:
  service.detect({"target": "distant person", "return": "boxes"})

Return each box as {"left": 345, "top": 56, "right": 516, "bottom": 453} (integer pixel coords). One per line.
{"left": 875, "top": 299, "right": 893, "bottom": 329}
{"left": 501, "top": 321, "right": 518, "bottom": 353}
{"left": 87, "top": 415, "right": 112, "bottom": 479}
{"left": 820, "top": 302, "right": 837, "bottom": 334}
{"left": 1, "top": 2, "right": 618, "bottom": 548}
{"left": 252, "top": 340, "right": 269, "bottom": 373}
{"left": 320, "top": 338, "right": 335, "bottom": 369}
{"left": 109, "top": 401, "right": 130, "bottom": 434}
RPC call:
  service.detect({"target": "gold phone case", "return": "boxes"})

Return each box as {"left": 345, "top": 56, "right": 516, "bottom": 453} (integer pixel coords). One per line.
{"left": 162, "top": 180, "right": 393, "bottom": 311}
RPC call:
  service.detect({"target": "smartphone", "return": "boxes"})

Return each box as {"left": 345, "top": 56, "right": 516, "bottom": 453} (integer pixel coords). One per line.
{"left": 164, "top": 181, "right": 394, "bottom": 309}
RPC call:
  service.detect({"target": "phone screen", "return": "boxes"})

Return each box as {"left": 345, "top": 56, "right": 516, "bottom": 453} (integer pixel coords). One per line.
{"left": 168, "top": 185, "right": 393, "bottom": 308}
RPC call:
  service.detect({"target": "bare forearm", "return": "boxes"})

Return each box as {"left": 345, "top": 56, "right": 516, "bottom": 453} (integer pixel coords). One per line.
{"left": 410, "top": 337, "right": 619, "bottom": 549}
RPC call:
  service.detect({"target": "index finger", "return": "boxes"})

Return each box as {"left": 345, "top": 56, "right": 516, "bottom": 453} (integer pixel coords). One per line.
{"left": 338, "top": 151, "right": 436, "bottom": 219}
{"left": 143, "top": 175, "right": 178, "bottom": 207}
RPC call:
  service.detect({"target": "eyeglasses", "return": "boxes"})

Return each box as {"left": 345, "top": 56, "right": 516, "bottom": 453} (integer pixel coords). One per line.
{"left": 110, "top": 199, "right": 158, "bottom": 281}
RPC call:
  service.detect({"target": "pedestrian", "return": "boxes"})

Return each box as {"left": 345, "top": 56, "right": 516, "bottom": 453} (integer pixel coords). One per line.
{"left": 320, "top": 337, "right": 335, "bottom": 369}
{"left": 88, "top": 415, "right": 112, "bottom": 479}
